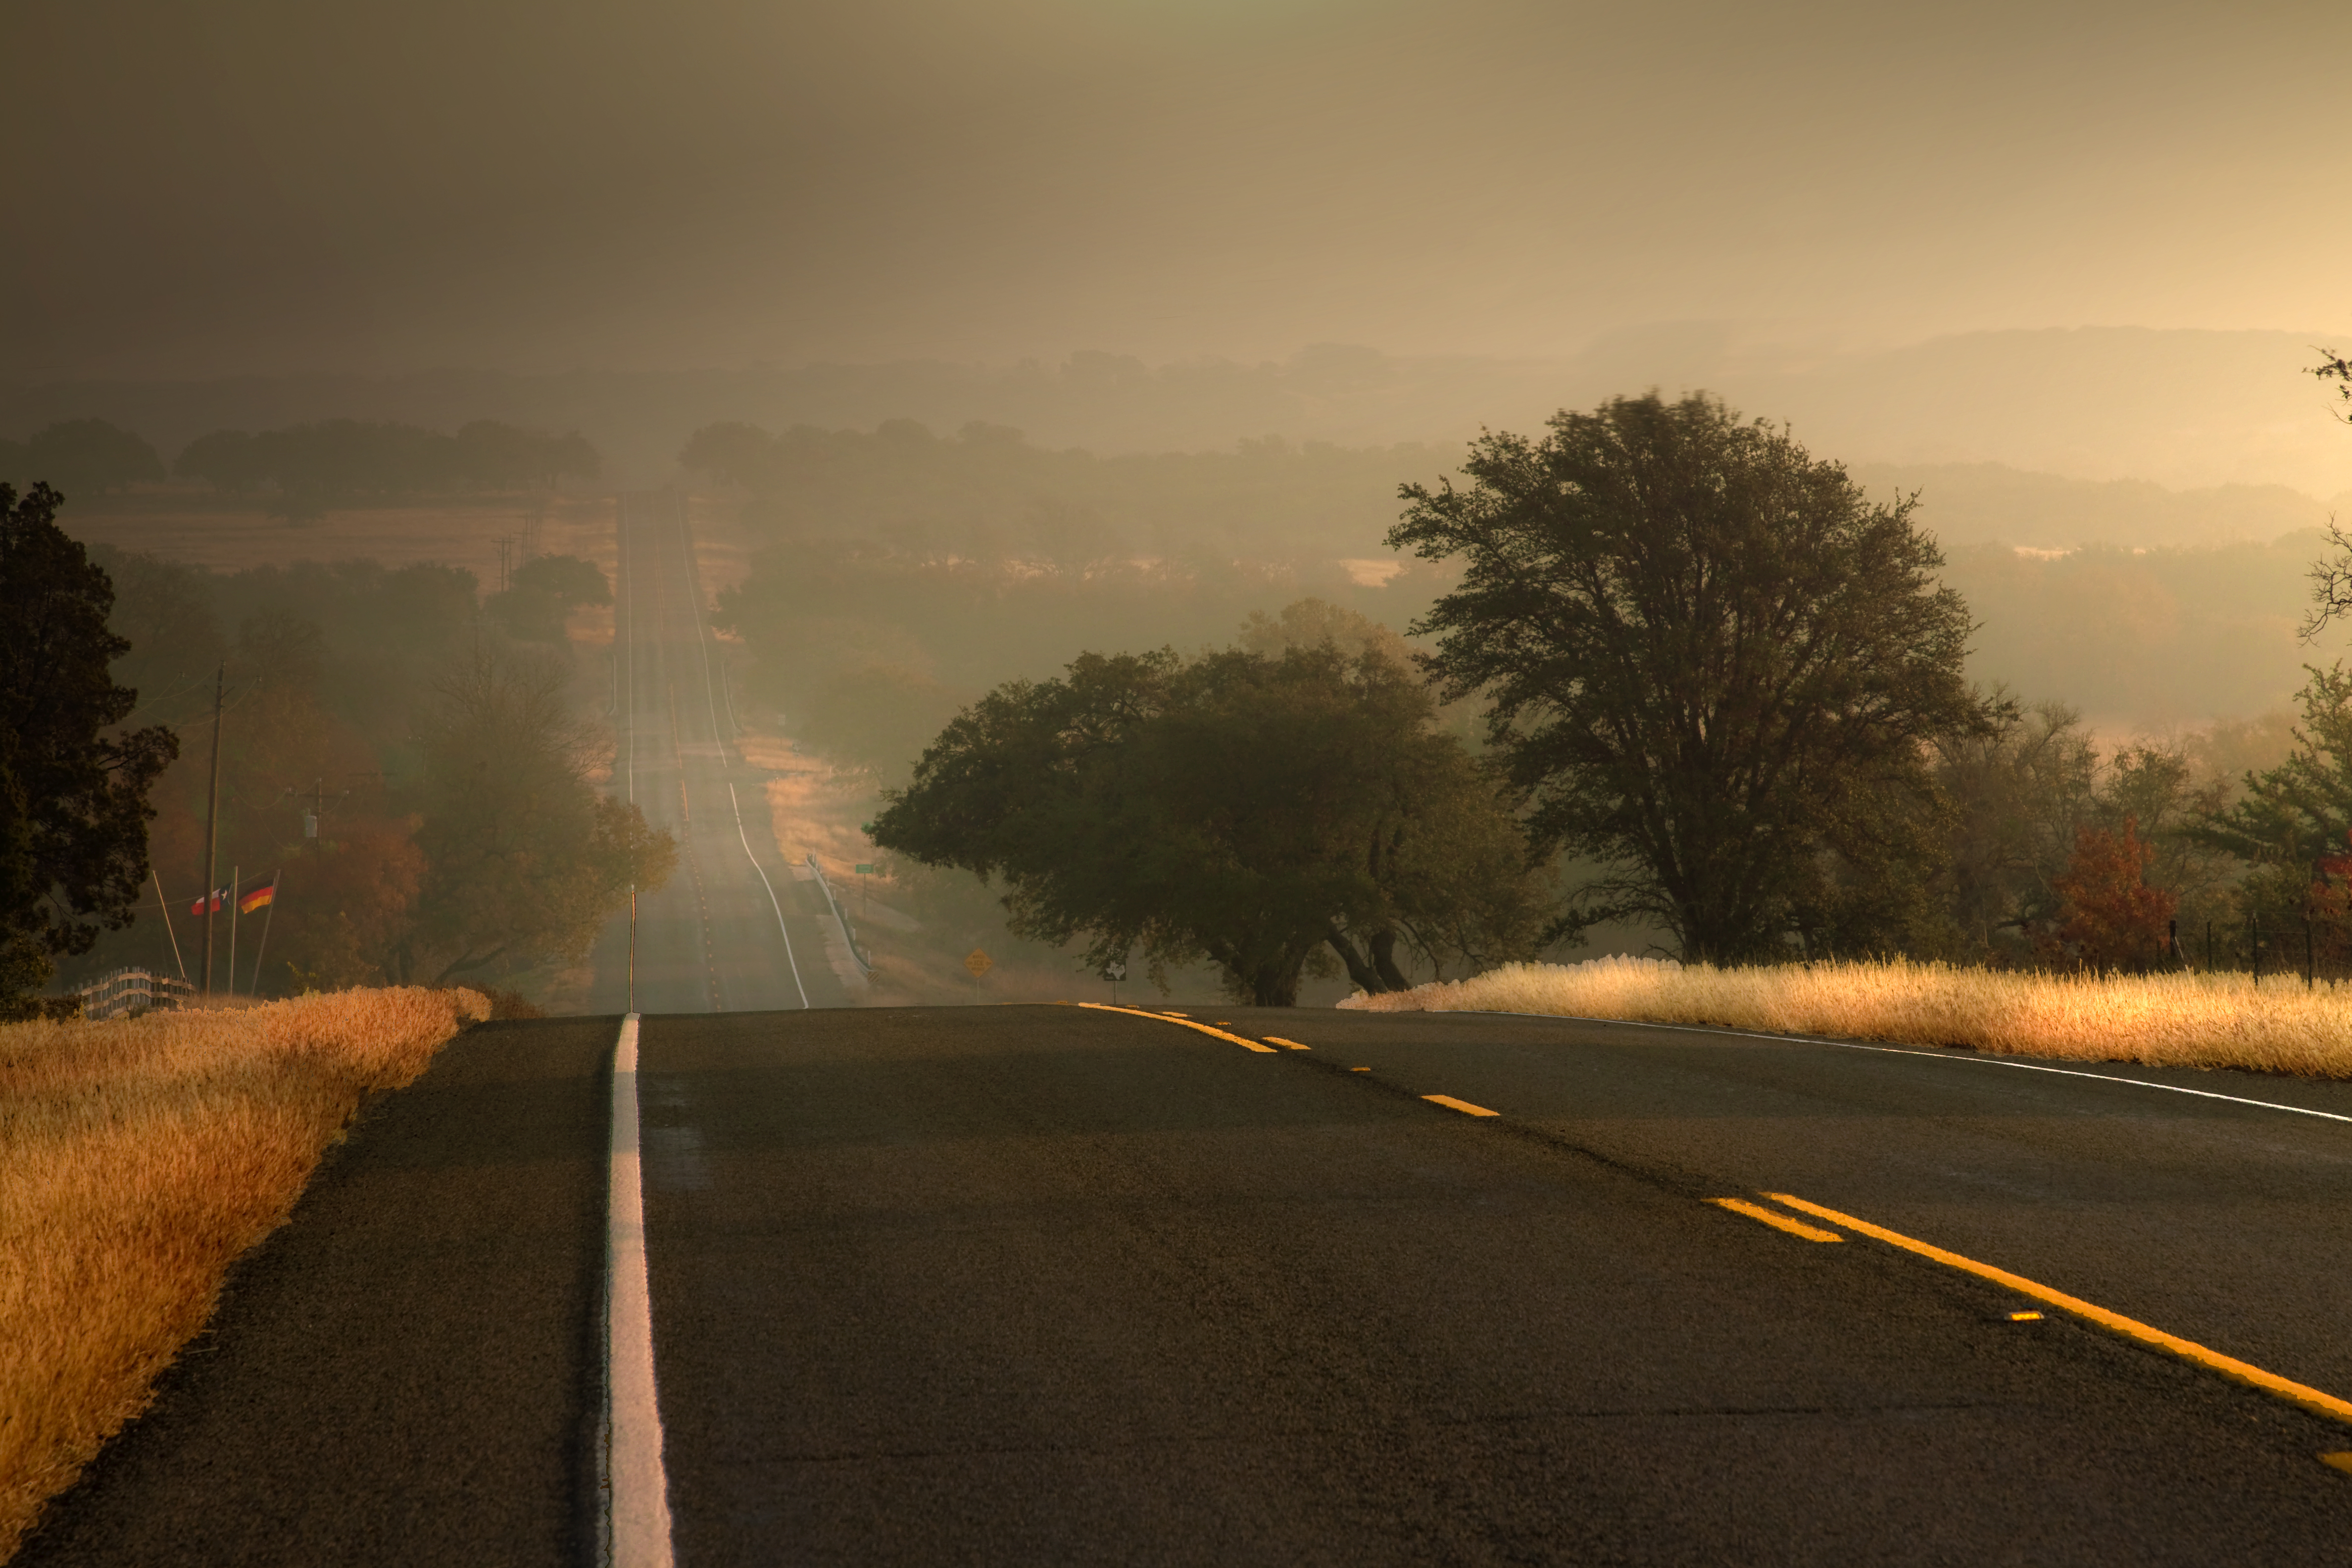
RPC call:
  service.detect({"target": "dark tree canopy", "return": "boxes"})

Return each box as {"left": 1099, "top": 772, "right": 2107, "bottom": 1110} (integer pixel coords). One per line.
{"left": 1390, "top": 392, "right": 1983, "bottom": 964}
{"left": 0, "top": 485, "right": 179, "bottom": 1017}
{"left": 873, "top": 640, "right": 1548, "bottom": 1005}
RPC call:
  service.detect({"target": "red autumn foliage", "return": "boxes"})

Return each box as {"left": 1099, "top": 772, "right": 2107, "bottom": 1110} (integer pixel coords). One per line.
{"left": 2038, "top": 816, "right": 2178, "bottom": 973}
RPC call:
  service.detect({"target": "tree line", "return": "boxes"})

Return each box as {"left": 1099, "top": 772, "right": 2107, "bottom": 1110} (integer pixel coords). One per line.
{"left": 0, "top": 417, "right": 599, "bottom": 511}
{"left": 873, "top": 392, "right": 2352, "bottom": 1003}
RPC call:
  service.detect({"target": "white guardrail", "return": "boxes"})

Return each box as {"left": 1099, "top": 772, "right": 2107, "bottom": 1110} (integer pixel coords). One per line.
{"left": 804, "top": 855, "right": 874, "bottom": 975}
{"left": 76, "top": 966, "right": 196, "bottom": 1021}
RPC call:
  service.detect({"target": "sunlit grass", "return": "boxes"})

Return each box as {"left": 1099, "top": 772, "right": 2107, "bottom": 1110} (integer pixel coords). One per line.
{"left": 1342, "top": 956, "right": 2352, "bottom": 1077}
{"left": 0, "top": 987, "right": 488, "bottom": 1559}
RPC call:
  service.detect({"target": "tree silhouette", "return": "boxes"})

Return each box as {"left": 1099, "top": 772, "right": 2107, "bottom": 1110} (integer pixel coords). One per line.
{"left": 0, "top": 485, "right": 179, "bottom": 1017}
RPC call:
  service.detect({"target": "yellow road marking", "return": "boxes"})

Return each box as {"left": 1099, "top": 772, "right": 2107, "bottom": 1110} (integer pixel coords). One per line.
{"left": 1764, "top": 1192, "right": 2352, "bottom": 1427}
{"left": 1351, "top": 1067, "right": 1371, "bottom": 1072}
{"left": 1709, "top": 1197, "right": 1843, "bottom": 1243}
{"left": 1264, "top": 1036, "right": 1309, "bottom": 1050}
{"left": 2010, "top": 1311, "right": 2044, "bottom": 1322}
{"left": 1074, "top": 1001, "right": 1277, "bottom": 1051}
{"left": 2321, "top": 1452, "right": 2352, "bottom": 1474}
{"left": 1423, "top": 1094, "right": 1500, "bottom": 1117}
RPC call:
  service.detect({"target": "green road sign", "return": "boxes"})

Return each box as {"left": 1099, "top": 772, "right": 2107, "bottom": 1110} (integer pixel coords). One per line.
{"left": 855, "top": 863, "right": 874, "bottom": 875}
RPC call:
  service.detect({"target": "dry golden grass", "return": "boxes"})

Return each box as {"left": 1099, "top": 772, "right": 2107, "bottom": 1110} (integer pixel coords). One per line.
{"left": 0, "top": 986, "right": 488, "bottom": 1559}
{"left": 1343, "top": 957, "right": 2352, "bottom": 1077}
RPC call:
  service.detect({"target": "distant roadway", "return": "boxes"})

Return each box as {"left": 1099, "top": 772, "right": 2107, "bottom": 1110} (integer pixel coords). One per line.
{"left": 584, "top": 492, "right": 850, "bottom": 1015}
{"left": 27, "top": 1002, "right": 2352, "bottom": 1563}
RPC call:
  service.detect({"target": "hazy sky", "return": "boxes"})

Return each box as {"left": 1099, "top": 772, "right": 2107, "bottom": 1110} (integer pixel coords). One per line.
{"left": 8, "top": 0, "right": 2348, "bottom": 380}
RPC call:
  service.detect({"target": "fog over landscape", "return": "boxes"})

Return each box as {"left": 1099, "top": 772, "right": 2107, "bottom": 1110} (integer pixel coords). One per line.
{"left": 7, "top": 0, "right": 2352, "bottom": 1000}
{"left": 31, "top": 8, "right": 2352, "bottom": 1561}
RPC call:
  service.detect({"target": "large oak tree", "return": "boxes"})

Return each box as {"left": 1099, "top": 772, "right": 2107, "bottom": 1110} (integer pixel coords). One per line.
{"left": 874, "top": 634, "right": 1548, "bottom": 1005}
{"left": 1390, "top": 393, "right": 1983, "bottom": 963}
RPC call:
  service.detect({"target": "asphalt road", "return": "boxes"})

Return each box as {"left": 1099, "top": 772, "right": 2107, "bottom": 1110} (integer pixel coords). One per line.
{"left": 636, "top": 1003, "right": 2352, "bottom": 1564}
{"left": 585, "top": 491, "right": 851, "bottom": 1017}
{"left": 26, "top": 1003, "right": 2352, "bottom": 1563}
{"left": 17, "top": 1017, "right": 617, "bottom": 1567}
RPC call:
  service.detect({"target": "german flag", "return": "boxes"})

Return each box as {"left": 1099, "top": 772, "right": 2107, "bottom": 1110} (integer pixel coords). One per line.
{"left": 238, "top": 879, "right": 277, "bottom": 915}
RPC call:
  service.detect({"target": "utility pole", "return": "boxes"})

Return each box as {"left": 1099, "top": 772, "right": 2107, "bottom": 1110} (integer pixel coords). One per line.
{"left": 198, "top": 664, "right": 225, "bottom": 996}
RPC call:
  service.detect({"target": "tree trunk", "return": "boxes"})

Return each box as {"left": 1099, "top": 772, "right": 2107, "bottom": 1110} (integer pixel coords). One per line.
{"left": 1324, "top": 925, "right": 1387, "bottom": 994}
{"left": 1368, "top": 928, "right": 1412, "bottom": 991}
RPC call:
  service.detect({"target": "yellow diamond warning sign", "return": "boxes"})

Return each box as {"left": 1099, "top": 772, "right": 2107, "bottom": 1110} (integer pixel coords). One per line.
{"left": 964, "top": 948, "right": 994, "bottom": 979}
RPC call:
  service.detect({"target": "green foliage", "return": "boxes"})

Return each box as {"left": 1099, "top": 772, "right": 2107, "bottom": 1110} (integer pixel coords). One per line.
{"left": 874, "top": 637, "right": 1549, "bottom": 1006}
{"left": 2185, "top": 664, "right": 2352, "bottom": 965}
{"left": 1392, "top": 392, "right": 1985, "bottom": 964}
{"left": 399, "top": 647, "right": 674, "bottom": 984}
{"left": 0, "top": 486, "right": 179, "bottom": 1017}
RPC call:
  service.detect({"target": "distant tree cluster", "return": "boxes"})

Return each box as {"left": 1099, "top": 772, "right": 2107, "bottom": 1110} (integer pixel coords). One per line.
{"left": 680, "top": 415, "right": 1440, "bottom": 564}
{"left": 176, "top": 419, "right": 599, "bottom": 508}
{"left": 0, "top": 420, "right": 166, "bottom": 500}
{"left": 486, "top": 553, "right": 611, "bottom": 643}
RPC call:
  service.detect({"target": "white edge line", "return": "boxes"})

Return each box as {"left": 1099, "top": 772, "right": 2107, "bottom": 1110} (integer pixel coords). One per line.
{"left": 1398, "top": 1009, "right": 2352, "bottom": 1127}
{"left": 605, "top": 1014, "right": 675, "bottom": 1568}
{"left": 729, "top": 782, "right": 811, "bottom": 1009}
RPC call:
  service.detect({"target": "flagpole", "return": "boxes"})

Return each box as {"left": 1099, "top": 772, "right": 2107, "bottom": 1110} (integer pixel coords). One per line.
{"left": 227, "top": 865, "right": 239, "bottom": 1001}
{"left": 152, "top": 869, "right": 187, "bottom": 981}
{"left": 248, "top": 870, "right": 280, "bottom": 997}
{"left": 199, "top": 664, "right": 224, "bottom": 996}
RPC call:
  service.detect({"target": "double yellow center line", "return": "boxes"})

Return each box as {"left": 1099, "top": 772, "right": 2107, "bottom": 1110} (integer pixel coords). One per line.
{"left": 1072, "top": 1000, "right": 2352, "bottom": 1452}
{"left": 1714, "top": 1190, "right": 2352, "bottom": 1437}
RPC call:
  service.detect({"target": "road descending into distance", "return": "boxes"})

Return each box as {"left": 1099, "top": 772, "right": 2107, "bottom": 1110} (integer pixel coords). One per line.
{"left": 584, "top": 491, "right": 851, "bottom": 1016}
{"left": 29, "top": 1002, "right": 2352, "bottom": 1564}
{"left": 22, "top": 497, "right": 2352, "bottom": 1561}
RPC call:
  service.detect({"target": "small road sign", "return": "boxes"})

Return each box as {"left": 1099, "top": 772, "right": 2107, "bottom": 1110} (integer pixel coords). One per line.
{"left": 854, "top": 863, "right": 875, "bottom": 875}
{"left": 964, "top": 948, "right": 994, "bottom": 979}
{"left": 1099, "top": 960, "right": 1128, "bottom": 982}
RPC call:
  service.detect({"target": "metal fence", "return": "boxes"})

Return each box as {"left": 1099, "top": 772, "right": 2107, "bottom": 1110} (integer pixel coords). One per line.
{"left": 75, "top": 966, "right": 197, "bottom": 1021}
{"left": 804, "top": 855, "right": 874, "bottom": 975}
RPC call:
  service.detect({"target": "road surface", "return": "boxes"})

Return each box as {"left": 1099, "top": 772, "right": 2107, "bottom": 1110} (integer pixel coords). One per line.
{"left": 584, "top": 492, "right": 852, "bottom": 1016}
{"left": 26, "top": 1002, "right": 2352, "bottom": 1563}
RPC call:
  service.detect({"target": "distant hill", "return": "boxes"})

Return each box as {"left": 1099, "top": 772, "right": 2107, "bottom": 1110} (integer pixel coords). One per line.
{"left": 1853, "top": 464, "right": 2343, "bottom": 552}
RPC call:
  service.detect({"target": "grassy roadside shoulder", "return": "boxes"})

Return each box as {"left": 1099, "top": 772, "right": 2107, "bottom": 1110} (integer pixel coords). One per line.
{"left": 1343, "top": 957, "right": 2352, "bottom": 1078}
{"left": 0, "top": 986, "right": 489, "bottom": 1559}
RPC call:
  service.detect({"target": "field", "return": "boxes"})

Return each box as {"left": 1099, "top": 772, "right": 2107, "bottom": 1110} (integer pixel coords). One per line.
{"left": 0, "top": 987, "right": 488, "bottom": 1559}
{"left": 1344, "top": 957, "right": 2352, "bottom": 1078}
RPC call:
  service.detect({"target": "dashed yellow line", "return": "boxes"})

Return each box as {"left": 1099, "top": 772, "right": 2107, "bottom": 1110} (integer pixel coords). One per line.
{"left": 1422, "top": 1093, "right": 1499, "bottom": 1118}
{"left": 1074, "top": 1001, "right": 1277, "bottom": 1051}
{"left": 1710, "top": 1196, "right": 1842, "bottom": 1243}
{"left": 1264, "top": 1036, "right": 1309, "bottom": 1051}
{"left": 1763, "top": 1191, "right": 2352, "bottom": 1427}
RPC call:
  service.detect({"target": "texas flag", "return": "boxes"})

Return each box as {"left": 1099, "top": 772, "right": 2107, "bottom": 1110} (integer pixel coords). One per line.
{"left": 189, "top": 886, "right": 230, "bottom": 915}
{"left": 238, "top": 879, "right": 277, "bottom": 915}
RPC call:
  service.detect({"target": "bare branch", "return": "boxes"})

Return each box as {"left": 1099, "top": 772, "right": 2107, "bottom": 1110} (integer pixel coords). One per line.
{"left": 2302, "top": 519, "right": 2352, "bottom": 642}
